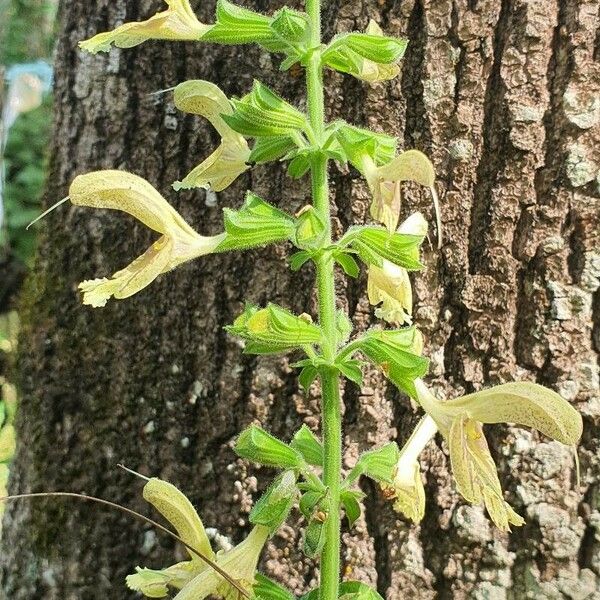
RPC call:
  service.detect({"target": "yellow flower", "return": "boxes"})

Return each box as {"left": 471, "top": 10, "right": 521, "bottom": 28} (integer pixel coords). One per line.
{"left": 367, "top": 212, "right": 427, "bottom": 325}
{"left": 414, "top": 379, "right": 583, "bottom": 531}
{"left": 382, "top": 416, "right": 437, "bottom": 523}
{"left": 362, "top": 149, "right": 441, "bottom": 247}
{"left": 172, "top": 80, "right": 250, "bottom": 192}
{"left": 126, "top": 477, "right": 269, "bottom": 599}
{"left": 70, "top": 171, "right": 225, "bottom": 307}
{"left": 79, "top": 0, "right": 210, "bottom": 54}
{"left": 174, "top": 525, "right": 269, "bottom": 600}
{"left": 355, "top": 21, "right": 400, "bottom": 83}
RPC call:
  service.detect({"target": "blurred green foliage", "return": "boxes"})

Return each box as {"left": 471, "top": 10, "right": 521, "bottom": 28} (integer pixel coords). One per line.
{"left": 1, "top": 0, "right": 57, "bottom": 266}
{"left": 0, "top": 311, "right": 18, "bottom": 514}
{"left": 1, "top": 96, "right": 53, "bottom": 264}
{"left": 0, "top": 0, "right": 57, "bottom": 64}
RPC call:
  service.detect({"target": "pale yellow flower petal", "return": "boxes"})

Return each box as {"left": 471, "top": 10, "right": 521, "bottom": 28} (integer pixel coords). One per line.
{"left": 369, "top": 179, "right": 401, "bottom": 233}
{"left": 174, "top": 526, "right": 270, "bottom": 600}
{"left": 0, "top": 425, "right": 16, "bottom": 462}
{"left": 449, "top": 416, "right": 524, "bottom": 531}
{"left": 69, "top": 170, "right": 197, "bottom": 238}
{"left": 143, "top": 478, "right": 214, "bottom": 562}
{"left": 173, "top": 80, "right": 236, "bottom": 139}
{"left": 127, "top": 562, "right": 200, "bottom": 597}
{"left": 78, "top": 236, "right": 173, "bottom": 307}
{"left": 368, "top": 260, "right": 412, "bottom": 325}
{"left": 445, "top": 382, "right": 583, "bottom": 446}
{"left": 71, "top": 171, "right": 226, "bottom": 306}
{"left": 384, "top": 459, "right": 425, "bottom": 523}
{"left": 398, "top": 211, "right": 428, "bottom": 236}
{"left": 172, "top": 81, "right": 250, "bottom": 191}
{"left": 173, "top": 139, "right": 249, "bottom": 192}
{"left": 79, "top": 0, "right": 210, "bottom": 54}
{"left": 448, "top": 416, "right": 482, "bottom": 504}
{"left": 367, "top": 150, "right": 441, "bottom": 244}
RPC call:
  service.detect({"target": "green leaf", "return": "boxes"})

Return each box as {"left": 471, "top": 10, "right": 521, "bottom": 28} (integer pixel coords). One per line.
{"left": 253, "top": 574, "right": 296, "bottom": 600}
{"left": 224, "top": 81, "right": 308, "bottom": 137}
{"left": 289, "top": 250, "right": 312, "bottom": 271}
{"left": 333, "top": 251, "right": 360, "bottom": 278}
{"left": 249, "top": 136, "right": 297, "bottom": 164}
{"left": 343, "top": 226, "right": 425, "bottom": 271}
{"left": 298, "top": 366, "right": 318, "bottom": 391}
{"left": 348, "top": 442, "right": 399, "bottom": 485}
{"left": 218, "top": 192, "right": 296, "bottom": 251}
{"left": 303, "top": 518, "right": 326, "bottom": 558}
{"left": 335, "top": 358, "right": 363, "bottom": 386}
{"left": 287, "top": 153, "right": 312, "bottom": 179}
{"left": 294, "top": 206, "right": 328, "bottom": 249}
{"left": 235, "top": 425, "right": 304, "bottom": 468}
{"left": 291, "top": 425, "right": 323, "bottom": 466}
{"left": 340, "top": 490, "right": 363, "bottom": 528}
{"left": 250, "top": 470, "right": 298, "bottom": 532}
{"left": 226, "top": 304, "right": 322, "bottom": 355}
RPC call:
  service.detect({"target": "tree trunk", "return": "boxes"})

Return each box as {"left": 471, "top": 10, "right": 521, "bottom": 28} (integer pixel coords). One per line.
{"left": 2, "top": 0, "right": 599, "bottom": 598}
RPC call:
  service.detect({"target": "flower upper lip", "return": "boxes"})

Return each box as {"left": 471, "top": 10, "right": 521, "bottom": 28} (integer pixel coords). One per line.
{"left": 79, "top": 0, "right": 211, "bottom": 54}
{"left": 70, "top": 170, "right": 225, "bottom": 307}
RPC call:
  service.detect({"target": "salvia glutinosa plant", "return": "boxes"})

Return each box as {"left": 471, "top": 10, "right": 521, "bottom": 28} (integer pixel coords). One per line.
{"left": 22, "top": 1, "right": 583, "bottom": 599}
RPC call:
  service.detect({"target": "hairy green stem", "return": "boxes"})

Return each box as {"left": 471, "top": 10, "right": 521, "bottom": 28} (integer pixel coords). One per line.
{"left": 306, "top": 1, "right": 342, "bottom": 598}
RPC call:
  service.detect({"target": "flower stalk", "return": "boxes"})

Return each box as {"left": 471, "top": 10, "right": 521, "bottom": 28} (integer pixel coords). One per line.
{"left": 305, "top": 2, "right": 343, "bottom": 597}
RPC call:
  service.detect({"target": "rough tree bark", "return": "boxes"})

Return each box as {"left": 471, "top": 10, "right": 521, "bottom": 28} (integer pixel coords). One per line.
{"left": 1, "top": 0, "right": 599, "bottom": 598}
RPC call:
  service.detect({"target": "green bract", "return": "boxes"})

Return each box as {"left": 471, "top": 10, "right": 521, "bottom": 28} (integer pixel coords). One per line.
{"left": 346, "top": 442, "right": 400, "bottom": 485}
{"left": 235, "top": 425, "right": 304, "bottom": 469}
{"left": 224, "top": 81, "right": 308, "bottom": 138}
{"left": 291, "top": 425, "right": 324, "bottom": 467}
{"left": 202, "top": 0, "right": 274, "bottom": 45}
{"left": 322, "top": 20, "right": 408, "bottom": 83}
{"left": 227, "top": 303, "right": 323, "bottom": 354}
{"left": 342, "top": 226, "right": 425, "bottom": 271}
{"left": 354, "top": 328, "right": 429, "bottom": 397}
{"left": 249, "top": 136, "right": 297, "bottom": 164}
{"left": 217, "top": 192, "right": 296, "bottom": 251}
{"left": 335, "top": 122, "right": 397, "bottom": 169}
{"left": 250, "top": 470, "right": 298, "bottom": 532}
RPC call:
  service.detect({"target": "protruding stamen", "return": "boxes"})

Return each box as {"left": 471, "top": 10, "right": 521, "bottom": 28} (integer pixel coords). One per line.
{"left": 146, "top": 86, "right": 176, "bottom": 97}
{"left": 117, "top": 463, "right": 151, "bottom": 481}
{"left": 26, "top": 196, "right": 69, "bottom": 230}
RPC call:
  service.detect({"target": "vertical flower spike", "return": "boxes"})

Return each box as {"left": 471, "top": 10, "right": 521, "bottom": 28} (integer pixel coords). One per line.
{"left": 363, "top": 150, "right": 441, "bottom": 247}
{"left": 172, "top": 80, "right": 251, "bottom": 192}
{"left": 414, "top": 380, "right": 583, "bottom": 530}
{"left": 79, "top": 0, "right": 211, "bottom": 53}
{"left": 69, "top": 171, "right": 226, "bottom": 307}
{"left": 367, "top": 212, "right": 427, "bottom": 325}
